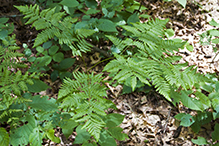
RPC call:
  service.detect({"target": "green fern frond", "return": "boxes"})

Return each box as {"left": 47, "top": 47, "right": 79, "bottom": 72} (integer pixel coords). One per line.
{"left": 0, "top": 34, "right": 40, "bottom": 121}
{"left": 103, "top": 53, "right": 151, "bottom": 91}
{"left": 104, "top": 19, "right": 207, "bottom": 101}
{"left": 16, "top": 4, "right": 95, "bottom": 56}
{"left": 58, "top": 72, "right": 114, "bottom": 141}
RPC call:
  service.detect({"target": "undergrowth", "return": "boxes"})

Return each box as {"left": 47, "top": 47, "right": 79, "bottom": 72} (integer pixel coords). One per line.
{"left": 0, "top": 0, "right": 219, "bottom": 145}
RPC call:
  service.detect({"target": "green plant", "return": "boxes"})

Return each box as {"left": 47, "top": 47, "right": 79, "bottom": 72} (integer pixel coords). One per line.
{"left": 0, "top": 18, "right": 54, "bottom": 146}
{"left": 1, "top": 0, "right": 218, "bottom": 145}
{"left": 199, "top": 19, "right": 219, "bottom": 63}
{"left": 173, "top": 19, "right": 219, "bottom": 145}
{"left": 58, "top": 72, "right": 128, "bottom": 144}
{"left": 175, "top": 75, "right": 219, "bottom": 145}
{"left": 104, "top": 19, "right": 207, "bottom": 102}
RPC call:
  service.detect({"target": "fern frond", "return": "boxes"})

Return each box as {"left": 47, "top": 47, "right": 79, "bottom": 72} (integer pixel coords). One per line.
{"left": 58, "top": 72, "right": 114, "bottom": 140}
{"left": 16, "top": 4, "right": 95, "bottom": 56}
{"left": 103, "top": 54, "right": 151, "bottom": 91}
{"left": 105, "top": 17, "right": 208, "bottom": 101}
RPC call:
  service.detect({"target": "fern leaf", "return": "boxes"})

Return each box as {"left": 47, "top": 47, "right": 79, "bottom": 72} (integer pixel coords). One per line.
{"left": 16, "top": 4, "right": 94, "bottom": 56}
{"left": 58, "top": 72, "right": 114, "bottom": 141}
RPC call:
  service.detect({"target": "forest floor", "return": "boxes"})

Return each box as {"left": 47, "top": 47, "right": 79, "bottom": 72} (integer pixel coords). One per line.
{"left": 1, "top": 0, "right": 219, "bottom": 145}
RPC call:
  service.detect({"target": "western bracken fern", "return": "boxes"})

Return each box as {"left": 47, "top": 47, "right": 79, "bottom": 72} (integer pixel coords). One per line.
{"left": 15, "top": 4, "right": 96, "bottom": 56}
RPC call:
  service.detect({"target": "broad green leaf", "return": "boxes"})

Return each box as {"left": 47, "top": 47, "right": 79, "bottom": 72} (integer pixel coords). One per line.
{"left": 212, "top": 123, "right": 219, "bottom": 142}
{"left": 209, "top": 29, "right": 219, "bottom": 37}
{"left": 126, "top": 3, "right": 147, "bottom": 13}
{"left": 24, "top": 48, "right": 32, "bottom": 57}
{"left": 215, "top": 81, "right": 219, "bottom": 92}
{"left": 212, "top": 98, "right": 219, "bottom": 113}
{"left": 201, "top": 83, "right": 214, "bottom": 93}
{"left": 102, "top": 8, "right": 115, "bottom": 18}
{"left": 59, "top": 58, "right": 76, "bottom": 70}
{"left": 165, "top": 29, "right": 175, "bottom": 38}
{"left": 46, "top": 129, "right": 61, "bottom": 143}
{"left": 61, "top": 119, "right": 78, "bottom": 138}
{"left": 0, "top": 17, "right": 9, "bottom": 23}
{"left": 127, "top": 13, "right": 140, "bottom": 25}
{"left": 213, "top": 111, "right": 219, "bottom": 120}
{"left": 192, "top": 137, "right": 209, "bottom": 145}
{"left": 28, "top": 95, "right": 58, "bottom": 111}
{"left": 186, "top": 44, "right": 193, "bottom": 52}
{"left": 36, "top": 46, "right": 44, "bottom": 53}
{"left": 43, "top": 41, "right": 52, "bottom": 49}
{"left": 59, "top": 71, "right": 73, "bottom": 80}
{"left": 53, "top": 52, "right": 64, "bottom": 62}
{"left": 82, "top": 142, "right": 98, "bottom": 146}
{"left": 97, "top": 19, "right": 118, "bottom": 32}
{"left": 23, "top": 43, "right": 28, "bottom": 49}
{"left": 175, "top": 113, "right": 195, "bottom": 127}
{"left": 139, "top": 14, "right": 151, "bottom": 19}
{"left": 59, "top": 0, "right": 79, "bottom": 7}
{"left": 86, "top": 9, "right": 100, "bottom": 15}
{"left": 194, "top": 91, "right": 211, "bottom": 109}
{"left": 40, "top": 55, "right": 52, "bottom": 66}
{"left": 28, "top": 56, "right": 36, "bottom": 62}
{"left": 191, "top": 111, "right": 212, "bottom": 133}
{"left": 49, "top": 45, "right": 59, "bottom": 55}
{"left": 51, "top": 70, "right": 59, "bottom": 82}
{"left": 27, "top": 79, "right": 50, "bottom": 92}
{"left": 0, "top": 30, "right": 8, "bottom": 40}
{"left": 209, "top": 19, "right": 219, "bottom": 27}
{"left": 85, "top": 0, "right": 97, "bottom": 8}
{"left": 212, "top": 38, "right": 219, "bottom": 44}
{"left": 209, "top": 92, "right": 219, "bottom": 100}
{"left": 98, "top": 130, "right": 117, "bottom": 146}
{"left": 180, "top": 91, "right": 203, "bottom": 111}
{"left": 63, "top": 6, "right": 75, "bottom": 15}
{"left": 29, "top": 127, "right": 44, "bottom": 146}
{"left": 74, "top": 125, "right": 91, "bottom": 144}
{"left": 104, "top": 113, "right": 125, "bottom": 128}
{"left": 177, "top": 0, "right": 187, "bottom": 8}
{"left": 107, "top": 127, "right": 129, "bottom": 141}
{"left": 111, "top": 45, "right": 121, "bottom": 53}
{"left": 0, "top": 128, "right": 9, "bottom": 146}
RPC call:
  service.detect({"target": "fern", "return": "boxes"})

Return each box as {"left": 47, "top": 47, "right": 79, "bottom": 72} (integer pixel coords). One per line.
{"left": 15, "top": 4, "right": 96, "bottom": 56}
{"left": 0, "top": 33, "right": 41, "bottom": 122}
{"left": 104, "top": 19, "right": 208, "bottom": 101}
{"left": 58, "top": 72, "right": 115, "bottom": 141}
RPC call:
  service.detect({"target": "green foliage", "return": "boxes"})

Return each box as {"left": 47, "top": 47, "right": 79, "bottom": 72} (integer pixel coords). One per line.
{"left": 104, "top": 19, "right": 206, "bottom": 102}
{"left": 1, "top": 0, "right": 218, "bottom": 145}
{"left": 0, "top": 127, "right": 9, "bottom": 146}
{"left": 175, "top": 77, "right": 219, "bottom": 145}
{"left": 0, "top": 21, "right": 41, "bottom": 121}
{"left": 15, "top": 4, "right": 95, "bottom": 56}
{"left": 200, "top": 19, "right": 219, "bottom": 52}
{"left": 58, "top": 72, "right": 126, "bottom": 143}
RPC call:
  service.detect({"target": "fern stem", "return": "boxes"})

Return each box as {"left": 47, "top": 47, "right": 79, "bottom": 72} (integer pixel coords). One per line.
{"left": 87, "top": 56, "right": 114, "bottom": 72}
